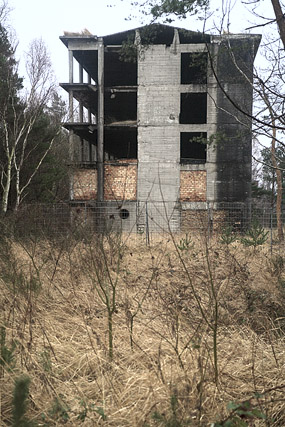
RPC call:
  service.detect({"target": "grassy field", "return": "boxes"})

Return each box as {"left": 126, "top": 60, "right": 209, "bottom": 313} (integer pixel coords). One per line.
{"left": 0, "top": 228, "right": 284, "bottom": 426}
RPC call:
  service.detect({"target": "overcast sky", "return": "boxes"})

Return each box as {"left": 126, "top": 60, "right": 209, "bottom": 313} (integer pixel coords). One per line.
{"left": 7, "top": 0, "right": 274, "bottom": 91}
{"left": 9, "top": 0, "right": 139, "bottom": 84}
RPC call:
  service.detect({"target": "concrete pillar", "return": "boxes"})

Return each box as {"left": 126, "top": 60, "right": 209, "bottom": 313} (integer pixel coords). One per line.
{"left": 79, "top": 63, "right": 83, "bottom": 122}
{"left": 69, "top": 50, "right": 74, "bottom": 83}
{"left": 68, "top": 51, "right": 74, "bottom": 122}
{"left": 97, "top": 38, "right": 104, "bottom": 202}
{"left": 87, "top": 73, "right": 92, "bottom": 123}
{"left": 68, "top": 50, "right": 75, "bottom": 162}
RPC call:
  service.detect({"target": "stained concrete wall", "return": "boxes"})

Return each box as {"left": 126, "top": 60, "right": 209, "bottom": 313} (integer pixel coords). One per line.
{"left": 137, "top": 44, "right": 180, "bottom": 203}
{"left": 208, "top": 35, "right": 261, "bottom": 206}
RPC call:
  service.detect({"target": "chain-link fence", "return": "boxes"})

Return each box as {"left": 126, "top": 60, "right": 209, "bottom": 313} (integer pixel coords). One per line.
{"left": 1, "top": 200, "right": 284, "bottom": 240}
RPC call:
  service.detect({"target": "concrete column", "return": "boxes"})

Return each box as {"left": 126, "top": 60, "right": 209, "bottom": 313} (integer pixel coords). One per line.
{"left": 79, "top": 64, "right": 83, "bottom": 122}
{"left": 68, "top": 51, "right": 74, "bottom": 122}
{"left": 97, "top": 39, "right": 104, "bottom": 202}
{"left": 69, "top": 50, "right": 74, "bottom": 83}
{"left": 68, "top": 51, "right": 75, "bottom": 162}
{"left": 87, "top": 73, "right": 92, "bottom": 122}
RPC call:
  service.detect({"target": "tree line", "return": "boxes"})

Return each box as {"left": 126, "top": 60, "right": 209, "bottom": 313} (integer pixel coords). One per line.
{"left": 0, "top": 1, "right": 68, "bottom": 215}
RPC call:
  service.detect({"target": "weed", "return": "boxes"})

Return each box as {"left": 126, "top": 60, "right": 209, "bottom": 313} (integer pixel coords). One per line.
{"left": 12, "top": 375, "right": 36, "bottom": 427}
{"left": 76, "top": 400, "right": 107, "bottom": 422}
{"left": 95, "top": 406, "right": 107, "bottom": 421}
{"left": 177, "top": 234, "right": 193, "bottom": 252}
{"left": 152, "top": 394, "right": 191, "bottom": 426}
{"left": 219, "top": 225, "right": 237, "bottom": 245}
{"left": 0, "top": 326, "right": 16, "bottom": 374}
{"left": 48, "top": 395, "right": 70, "bottom": 423}
{"left": 82, "top": 232, "right": 125, "bottom": 360}
{"left": 212, "top": 399, "right": 266, "bottom": 426}
{"left": 39, "top": 350, "right": 52, "bottom": 373}
{"left": 240, "top": 219, "right": 268, "bottom": 249}
{"left": 270, "top": 254, "right": 284, "bottom": 277}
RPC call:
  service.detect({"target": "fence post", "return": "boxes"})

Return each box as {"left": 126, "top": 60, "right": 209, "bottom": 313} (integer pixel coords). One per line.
{"left": 207, "top": 202, "right": 213, "bottom": 239}
{"left": 270, "top": 208, "right": 273, "bottom": 255}
{"left": 145, "top": 201, "right": 150, "bottom": 246}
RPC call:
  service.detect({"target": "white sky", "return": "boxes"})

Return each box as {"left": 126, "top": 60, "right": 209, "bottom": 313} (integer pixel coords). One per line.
{"left": 7, "top": 0, "right": 276, "bottom": 92}
{"left": 9, "top": 0, "right": 140, "bottom": 86}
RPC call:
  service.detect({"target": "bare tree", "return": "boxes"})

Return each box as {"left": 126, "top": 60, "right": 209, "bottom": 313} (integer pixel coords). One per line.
{"left": 271, "top": 0, "right": 285, "bottom": 48}
{"left": 0, "top": 37, "right": 61, "bottom": 213}
{"left": 13, "top": 39, "right": 59, "bottom": 211}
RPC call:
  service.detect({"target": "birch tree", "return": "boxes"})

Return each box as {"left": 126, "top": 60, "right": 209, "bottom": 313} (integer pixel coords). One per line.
{"left": 0, "top": 20, "right": 22, "bottom": 213}
{"left": 0, "top": 34, "right": 62, "bottom": 213}
{"left": 12, "top": 38, "right": 59, "bottom": 211}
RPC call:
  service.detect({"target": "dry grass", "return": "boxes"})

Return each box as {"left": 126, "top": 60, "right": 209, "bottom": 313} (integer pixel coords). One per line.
{"left": 0, "top": 230, "right": 285, "bottom": 426}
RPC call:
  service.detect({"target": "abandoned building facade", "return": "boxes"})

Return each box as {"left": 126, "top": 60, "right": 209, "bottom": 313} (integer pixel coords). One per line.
{"left": 60, "top": 25, "right": 261, "bottom": 231}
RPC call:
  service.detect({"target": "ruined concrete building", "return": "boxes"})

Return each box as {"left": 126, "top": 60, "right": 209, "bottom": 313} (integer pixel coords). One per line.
{"left": 60, "top": 25, "right": 261, "bottom": 231}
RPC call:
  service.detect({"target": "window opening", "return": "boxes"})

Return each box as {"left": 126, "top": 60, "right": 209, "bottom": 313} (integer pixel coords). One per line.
{"left": 180, "top": 93, "right": 207, "bottom": 124}
{"left": 180, "top": 132, "right": 207, "bottom": 164}
{"left": 181, "top": 52, "right": 207, "bottom": 84}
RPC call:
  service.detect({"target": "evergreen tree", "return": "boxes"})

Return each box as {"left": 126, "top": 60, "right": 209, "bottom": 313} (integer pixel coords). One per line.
{"left": 0, "top": 17, "right": 68, "bottom": 212}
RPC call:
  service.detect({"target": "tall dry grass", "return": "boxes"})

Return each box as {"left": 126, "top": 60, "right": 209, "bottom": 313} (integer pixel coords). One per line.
{"left": 0, "top": 228, "right": 284, "bottom": 426}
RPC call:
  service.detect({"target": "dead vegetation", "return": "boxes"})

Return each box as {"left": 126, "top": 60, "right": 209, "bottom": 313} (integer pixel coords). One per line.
{"left": 0, "top": 227, "right": 285, "bottom": 426}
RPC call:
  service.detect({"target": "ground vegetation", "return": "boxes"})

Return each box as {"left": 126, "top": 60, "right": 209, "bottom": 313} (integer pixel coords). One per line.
{"left": 0, "top": 224, "right": 284, "bottom": 425}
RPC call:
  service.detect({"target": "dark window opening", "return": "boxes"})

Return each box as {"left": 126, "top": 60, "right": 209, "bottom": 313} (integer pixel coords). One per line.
{"left": 105, "top": 92, "right": 137, "bottom": 124}
{"left": 181, "top": 52, "right": 207, "bottom": 84}
{"left": 180, "top": 93, "right": 207, "bottom": 124}
{"left": 104, "top": 129, "right": 137, "bottom": 159}
{"left": 180, "top": 132, "right": 207, "bottom": 164}
{"left": 104, "top": 52, "right": 137, "bottom": 86}
{"left": 119, "top": 208, "right": 130, "bottom": 219}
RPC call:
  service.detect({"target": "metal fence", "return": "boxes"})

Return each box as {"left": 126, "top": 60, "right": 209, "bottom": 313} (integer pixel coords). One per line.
{"left": 1, "top": 200, "right": 284, "bottom": 240}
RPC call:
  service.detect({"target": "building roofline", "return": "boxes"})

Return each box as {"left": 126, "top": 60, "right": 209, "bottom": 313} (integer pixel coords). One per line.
{"left": 60, "top": 23, "right": 261, "bottom": 48}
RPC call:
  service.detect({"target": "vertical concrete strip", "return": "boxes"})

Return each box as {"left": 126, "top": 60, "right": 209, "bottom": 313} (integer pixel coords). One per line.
{"left": 68, "top": 50, "right": 74, "bottom": 84}
{"left": 79, "top": 63, "right": 83, "bottom": 121}
{"left": 78, "top": 63, "right": 84, "bottom": 163}
{"left": 97, "top": 38, "right": 104, "bottom": 202}
{"left": 68, "top": 49, "right": 74, "bottom": 162}
{"left": 68, "top": 50, "right": 74, "bottom": 121}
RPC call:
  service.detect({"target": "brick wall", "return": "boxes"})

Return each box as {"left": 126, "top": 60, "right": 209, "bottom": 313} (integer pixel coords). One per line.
{"left": 73, "top": 169, "right": 97, "bottom": 200}
{"left": 72, "top": 160, "right": 137, "bottom": 201}
{"left": 181, "top": 209, "right": 229, "bottom": 232}
{"left": 104, "top": 160, "right": 137, "bottom": 200}
{"left": 180, "top": 170, "right": 206, "bottom": 202}
{"left": 181, "top": 210, "right": 208, "bottom": 232}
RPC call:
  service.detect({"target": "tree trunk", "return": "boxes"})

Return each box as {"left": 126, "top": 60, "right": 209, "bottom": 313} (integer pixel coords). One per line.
{"left": 1, "top": 156, "right": 12, "bottom": 214}
{"left": 14, "top": 167, "right": 20, "bottom": 212}
{"left": 271, "top": 129, "right": 284, "bottom": 241}
{"left": 263, "top": 90, "right": 284, "bottom": 242}
{"left": 271, "top": 0, "right": 285, "bottom": 49}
